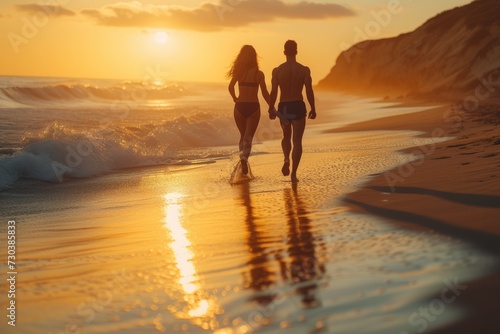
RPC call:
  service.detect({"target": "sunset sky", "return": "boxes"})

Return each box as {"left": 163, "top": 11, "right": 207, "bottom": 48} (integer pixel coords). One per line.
{"left": 0, "top": 0, "right": 471, "bottom": 83}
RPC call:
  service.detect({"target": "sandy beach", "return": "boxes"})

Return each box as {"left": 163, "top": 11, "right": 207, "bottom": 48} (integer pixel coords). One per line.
{"left": 332, "top": 103, "right": 500, "bottom": 236}
{"left": 1, "top": 94, "right": 499, "bottom": 333}
{"left": 331, "top": 101, "right": 500, "bottom": 333}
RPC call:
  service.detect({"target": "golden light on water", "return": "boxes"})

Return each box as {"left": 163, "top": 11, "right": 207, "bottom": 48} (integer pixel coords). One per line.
{"left": 145, "top": 100, "right": 172, "bottom": 108}
{"left": 163, "top": 192, "right": 219, "bottom": 326}
{"left": 164, "top": 192, "right": 199, "bottom": 296}
{"left": 188, "top": 299, "right": 210, "bottom": 317}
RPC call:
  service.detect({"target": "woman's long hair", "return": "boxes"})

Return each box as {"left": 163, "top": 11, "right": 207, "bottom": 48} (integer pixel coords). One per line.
{"left": 227, "top": 45, "right": 259, "bottom": 80}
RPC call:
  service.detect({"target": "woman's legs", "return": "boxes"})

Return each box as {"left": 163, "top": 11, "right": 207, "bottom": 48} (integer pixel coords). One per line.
{"left": 234, "top": 108, "right": 260, "bottom": 174}
{"left": 242, "top": 110, "right": 260, "bottom": 159}
{"left": 234, "top": 107, "right": 246, "bottom": 152}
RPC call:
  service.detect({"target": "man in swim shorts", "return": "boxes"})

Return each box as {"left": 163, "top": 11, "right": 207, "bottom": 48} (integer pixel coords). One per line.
{"left": 269, "top": 40, "right": 317, "bottom": 182}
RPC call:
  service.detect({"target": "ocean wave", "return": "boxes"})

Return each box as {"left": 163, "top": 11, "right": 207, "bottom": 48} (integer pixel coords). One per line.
{"left": 0, "top": 81, "right": 190, "bottom": 107}
{"left": 0, "top": 113, "right": 238, "bottom": 189}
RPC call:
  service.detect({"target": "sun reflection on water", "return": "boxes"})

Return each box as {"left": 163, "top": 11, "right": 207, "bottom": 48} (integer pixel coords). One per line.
{"left": 163, "top": 192, "right": 219, "bottom": 328}
{"left": 146, "top": 100, "right": 172, "bottom": 108}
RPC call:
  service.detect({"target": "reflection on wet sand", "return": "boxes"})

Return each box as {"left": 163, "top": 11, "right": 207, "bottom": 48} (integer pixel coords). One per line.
{"left": 238, "top": 182, "right": 325, "bottom": 310}
{"left": 163, "top": 192, "right": 220, "bottom": 330}
{"left": 239, "top": 182, "right": 277, "bottom": 306}
{"left": 281, "top": 183, "right": 325, "bottom": 308}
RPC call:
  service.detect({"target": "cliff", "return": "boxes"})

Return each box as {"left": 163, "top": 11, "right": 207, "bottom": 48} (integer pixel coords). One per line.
{"left": 318, "top": 0, "right": 500, "bottom": 101}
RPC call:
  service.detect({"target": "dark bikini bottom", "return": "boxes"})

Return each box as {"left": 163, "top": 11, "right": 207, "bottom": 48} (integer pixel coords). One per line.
{"left": 277, "top": 100, "right": 307, "bottom": 121}
{"left": 235, "top": 102, "right": 260, "bottom": 118}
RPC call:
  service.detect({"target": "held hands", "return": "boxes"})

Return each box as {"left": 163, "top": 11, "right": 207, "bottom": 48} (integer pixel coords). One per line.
{"left": 308, "top": 109, "right": 317, "bottom": 119}
{"left": 268, "top": 107, "right": 277, "bottom": 120}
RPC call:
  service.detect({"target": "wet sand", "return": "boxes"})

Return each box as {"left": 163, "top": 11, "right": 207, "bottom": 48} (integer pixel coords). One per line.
{"left": 331, "top": 102, "right": 500, "bottom": 333}
{"left": 1, "top": 101, "right": 498, "bottom": 334}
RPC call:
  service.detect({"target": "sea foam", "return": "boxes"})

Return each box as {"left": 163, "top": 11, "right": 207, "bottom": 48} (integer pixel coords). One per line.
{"left": 0, "top": 113, "right": 238, "bottom": 189}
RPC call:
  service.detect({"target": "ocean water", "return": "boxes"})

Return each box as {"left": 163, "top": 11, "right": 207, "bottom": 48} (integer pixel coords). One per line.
{"left": 1, "top": 76, "right": 497, "bottom": 334}
{"left": 0, "top": 75, "right": 431, "bottom": 190}
{"left": 0, "top": 76, "right": 242, "bottom": 189}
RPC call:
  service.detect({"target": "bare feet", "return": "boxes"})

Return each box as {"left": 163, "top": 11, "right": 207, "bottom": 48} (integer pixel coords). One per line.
{"left": 291, "top": 174, "right": 299, "bottom": 183}
{"left": 241, "top": 158, "right": 248, "bottom": 175}
{"left": 281, "top": 160, "right": 290, "bottom": 176}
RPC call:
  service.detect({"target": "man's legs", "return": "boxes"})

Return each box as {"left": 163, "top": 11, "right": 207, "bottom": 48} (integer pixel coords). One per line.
{"left": 290, "top": 118, "right": 306, "bottom": 182}
{"left": 280, "top": 120, "right": 292, "bottom": 176}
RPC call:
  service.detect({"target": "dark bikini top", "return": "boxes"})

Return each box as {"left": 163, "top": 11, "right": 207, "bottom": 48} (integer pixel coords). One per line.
{"left": 239, "top": 69, "right": 259, "bottom": 87}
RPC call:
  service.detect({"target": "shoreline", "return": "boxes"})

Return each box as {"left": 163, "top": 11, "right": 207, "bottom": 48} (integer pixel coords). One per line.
{"left": 330, "top": 101, "right": 500, "bottom": 333}
{"left": 331, "top": 103, "right": 500, "bottom": 240}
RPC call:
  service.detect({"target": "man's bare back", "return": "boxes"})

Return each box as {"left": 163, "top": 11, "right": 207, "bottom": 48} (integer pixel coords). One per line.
{"left": 272, "top": 62, "right": 311, "bottom": 102}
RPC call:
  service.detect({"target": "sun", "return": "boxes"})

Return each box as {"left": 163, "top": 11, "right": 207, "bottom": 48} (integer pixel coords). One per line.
{"left": 155, "top": 31, "right": 169, "bottom": 45}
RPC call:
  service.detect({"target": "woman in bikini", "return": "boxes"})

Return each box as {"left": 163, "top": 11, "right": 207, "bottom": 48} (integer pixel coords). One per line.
{"left": 228, "top": 45, "right": 271, "bottom": 175}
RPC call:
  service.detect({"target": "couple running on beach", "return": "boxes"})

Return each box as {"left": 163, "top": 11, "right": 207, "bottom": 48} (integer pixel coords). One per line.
{"left": 228, "top": 40, "right": 317, "bottom": 183}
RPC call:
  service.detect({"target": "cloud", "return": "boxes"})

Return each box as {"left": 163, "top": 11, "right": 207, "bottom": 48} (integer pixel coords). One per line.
{"left": 16, "top": 4, "right": 76, "bottom": 17}
{"left": 80, "top": 0, "right": 355, "bottom": 32}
